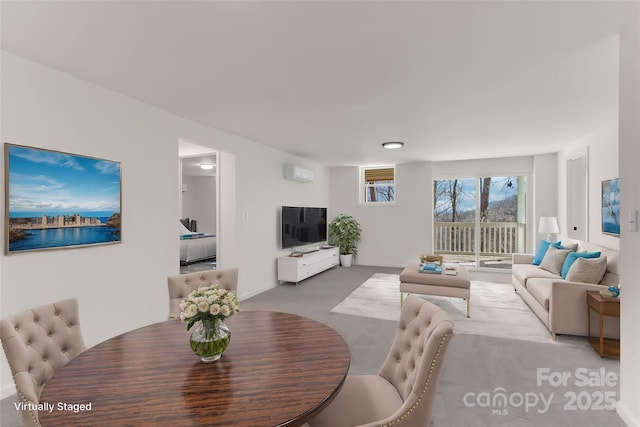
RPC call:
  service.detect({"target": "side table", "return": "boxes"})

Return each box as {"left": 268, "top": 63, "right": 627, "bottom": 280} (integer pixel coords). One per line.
{"left": 586, "top": 291, "right": 620, "bottom": 358}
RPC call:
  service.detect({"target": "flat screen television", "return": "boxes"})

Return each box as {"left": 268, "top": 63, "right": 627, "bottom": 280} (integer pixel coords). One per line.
{"left": 281, "top": 206, "right": 327, "bottom": 249}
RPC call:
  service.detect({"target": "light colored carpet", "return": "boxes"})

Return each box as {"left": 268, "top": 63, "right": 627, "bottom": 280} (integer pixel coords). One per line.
{"left": 330, "top": 273, "right": 584, "bottom": 345}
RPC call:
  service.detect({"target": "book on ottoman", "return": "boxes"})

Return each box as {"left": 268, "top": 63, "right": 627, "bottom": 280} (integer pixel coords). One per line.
{"left": 419, "top": 262, "right": 442, "bottom": 274}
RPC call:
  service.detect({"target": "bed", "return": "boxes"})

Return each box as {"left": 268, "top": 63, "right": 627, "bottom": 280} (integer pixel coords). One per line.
{"left": 180, "top": 222, "right": 216, "bottom": 264}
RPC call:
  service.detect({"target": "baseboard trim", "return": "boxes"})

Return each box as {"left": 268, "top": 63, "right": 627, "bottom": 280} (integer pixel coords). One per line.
{"left": 352, "top": 262, "right": 406, "bottom": 269}
{"left": 617, "top": 401, "right": 640, "bottom": 427}
{"left": 238, "top": 283, "right": 277, "bottom": 301}
{"left": 1, "top": 383, "right": 16, "bottom": 400}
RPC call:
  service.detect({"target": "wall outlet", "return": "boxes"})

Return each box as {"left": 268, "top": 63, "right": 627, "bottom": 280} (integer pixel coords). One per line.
{"left": 630, "top": 209, "right": 638, "bottom": 232}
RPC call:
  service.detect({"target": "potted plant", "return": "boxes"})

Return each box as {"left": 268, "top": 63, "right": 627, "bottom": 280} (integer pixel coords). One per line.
{"left": 329, "top": 213, "right": 362, "bottom": 267}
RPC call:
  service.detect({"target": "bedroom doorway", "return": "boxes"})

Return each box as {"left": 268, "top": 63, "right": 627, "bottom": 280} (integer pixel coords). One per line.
{"left": 179, "top": 141, "right": 219, "bottom": 273}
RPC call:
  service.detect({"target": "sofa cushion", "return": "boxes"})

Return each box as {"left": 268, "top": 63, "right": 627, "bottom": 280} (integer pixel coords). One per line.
{"left": 525, "top": 278, "right": 553, "bottom": 310}
{"left": 531, "top": 240, "right": 561, "bottom": 265}
{"left": 566, "top": 256, "right": 607, "bottom": 284}
{"left": 539, "top": 246, "right": 572, "bottom": 275}
{"left": 561, "top": 251, "right": 601, "bottom": 278}
{"left": 512, "top": 264, "right": 561, "bottom": 287}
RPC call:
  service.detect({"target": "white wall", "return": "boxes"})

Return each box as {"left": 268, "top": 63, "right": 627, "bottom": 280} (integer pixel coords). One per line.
{"left": 239, "top": 154, "right": 331, "bottom": 275}
{"left": 533, "top": 153, "right": 559, "bottom": 247}
{"left": 330, "top": 163, "right": 433, "bottom": 267}
{"left": 181, "top": 176, "right": 216, "bottom": 234}
{"left": 617, "top": 8, "right": 640, "bottom": 426}
{"left": 556, "top": 124, "right": 620, "bottom": 251}
{"left": 0, "top": 52, "right": 330, "bottom": 397}
{"left": 329, "top": 157, "right": 543, "bottom": 267}
{"left": 181, "top": 175, "right": 196, "bottom": 220}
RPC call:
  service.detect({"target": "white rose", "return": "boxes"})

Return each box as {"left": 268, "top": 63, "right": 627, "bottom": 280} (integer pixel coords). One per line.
{"left": 185, "top": 305, "right": 198, "bottom": 319}
{"left": 221, "top": 305, "right": 231, "bottom": 317}
{"left": 210, "top": 304, "right": 221, "bottom": 316}
{"left": 197, "top": 301, "right": 209, "bottom": 312}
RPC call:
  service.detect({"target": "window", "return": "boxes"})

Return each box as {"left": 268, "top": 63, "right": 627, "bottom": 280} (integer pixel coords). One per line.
{"left": 361, "top": 166, "right": 395, "bottom": 204}
{"left": 433, "top": 175, "right": 527, "bottom": 269}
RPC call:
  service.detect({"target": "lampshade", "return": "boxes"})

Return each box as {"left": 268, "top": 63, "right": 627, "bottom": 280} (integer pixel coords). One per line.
{"left": 538, "top": 217, "right": 560, "bottom": 240}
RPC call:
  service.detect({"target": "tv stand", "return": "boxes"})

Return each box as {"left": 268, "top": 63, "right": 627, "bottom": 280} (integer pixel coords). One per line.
{"left": 277, "top": 247, "right": 339, "bottom": 284}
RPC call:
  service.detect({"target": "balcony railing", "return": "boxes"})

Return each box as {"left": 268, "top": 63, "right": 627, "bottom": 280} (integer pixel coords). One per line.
{"left": 434, "top": 222, "right": 524, "bottom": 256}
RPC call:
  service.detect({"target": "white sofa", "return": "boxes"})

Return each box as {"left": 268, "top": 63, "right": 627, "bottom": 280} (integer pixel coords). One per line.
{"left": 512, "top": 240, "right": 620, "bottom": 339}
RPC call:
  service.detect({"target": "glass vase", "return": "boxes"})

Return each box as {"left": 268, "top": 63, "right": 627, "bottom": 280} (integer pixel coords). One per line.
{"left": 189, "top": 318, "right": 231, "bottom": 362}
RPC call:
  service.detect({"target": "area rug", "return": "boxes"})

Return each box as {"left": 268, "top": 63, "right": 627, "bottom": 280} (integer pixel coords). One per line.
{"left": 330, "top": 273, "right": 585, "bottom": 345}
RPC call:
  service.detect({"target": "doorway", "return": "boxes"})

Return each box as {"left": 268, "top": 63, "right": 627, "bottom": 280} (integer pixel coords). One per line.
{"left": 179, "top": 141, "right": 219, "bottom": 273}
{"left": 433, "top": 175, "right": 527, "bottom": 269}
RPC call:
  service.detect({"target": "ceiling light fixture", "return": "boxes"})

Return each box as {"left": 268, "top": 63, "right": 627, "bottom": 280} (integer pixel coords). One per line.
{"left": 199, "top": 163, "right": 214, "bottom": 170}
{"left": 382, "top": 142, "right": 404, "bottom": 149}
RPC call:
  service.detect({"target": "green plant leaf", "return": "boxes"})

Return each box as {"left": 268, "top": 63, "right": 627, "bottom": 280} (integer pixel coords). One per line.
{"left": 329, "top": 214, "right": 362, "bottom": 256}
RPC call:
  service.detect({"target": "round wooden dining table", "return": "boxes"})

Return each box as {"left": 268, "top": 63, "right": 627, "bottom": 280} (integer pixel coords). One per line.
{"left": 39, "top": 310, "right": 351, "bottom": 426}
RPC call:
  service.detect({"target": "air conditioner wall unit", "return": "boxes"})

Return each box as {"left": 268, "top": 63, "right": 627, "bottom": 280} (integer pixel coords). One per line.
{"left": 283, "top": 163, "right": 314, "bottom": 183}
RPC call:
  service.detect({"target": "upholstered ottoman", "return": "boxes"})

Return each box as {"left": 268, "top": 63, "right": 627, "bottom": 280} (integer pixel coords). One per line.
{"left": 399, "top": 262, "right": 471, "bottom": 317}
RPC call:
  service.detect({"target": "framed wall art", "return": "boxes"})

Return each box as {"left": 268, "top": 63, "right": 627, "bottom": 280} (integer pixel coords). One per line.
{"left": 601, "top": 177, "right": 620, "bottom": 236}
{"left": 4, "top": 143, "right": 122, "bottom": 253}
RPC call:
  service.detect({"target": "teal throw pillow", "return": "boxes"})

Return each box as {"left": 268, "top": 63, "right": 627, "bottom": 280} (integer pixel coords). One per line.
{"left": 561, "top": 251, "right": 602, "bottom": 279}
{"left": 532, "top": 240, "right": 561, "bottom": 265}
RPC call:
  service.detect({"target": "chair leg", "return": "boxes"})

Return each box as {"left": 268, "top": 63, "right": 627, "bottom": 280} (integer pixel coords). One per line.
{"left": 466, "top": 298, "right": 470, "bottom": 318}
{"left": 400, "top": 292, "right": 404, "bottom": 306}
{"left": 551, "top": 332, "right": 556, "bottom": 341}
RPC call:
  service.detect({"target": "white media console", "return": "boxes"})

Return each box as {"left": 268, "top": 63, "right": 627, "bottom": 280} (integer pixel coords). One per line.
{"left": 277, "top": 246, "right": 339, "bottom": 284}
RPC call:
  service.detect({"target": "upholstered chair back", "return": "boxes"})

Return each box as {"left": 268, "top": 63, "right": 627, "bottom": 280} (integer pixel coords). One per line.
{"left": 377, "top": 295, "right": 454, "bottom": 425}
{"left": 0, "top": 298, "right": 85, "bottom": 427}
{"left": 167, "top": 268, "right": 239, "bottom": 320}
{"left": 307, "top": 295, "right": 453, "bottom": 427}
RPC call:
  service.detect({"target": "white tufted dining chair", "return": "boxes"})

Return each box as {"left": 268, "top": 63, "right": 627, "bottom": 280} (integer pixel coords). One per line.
{"left": 167, "top": 268, "right": 239, "bottom": 320}
{"left": 0, "top": 298, "right": 86, "bottom": 427}
{"left": 308, "top": 295, "right": 454, "bottom": 427}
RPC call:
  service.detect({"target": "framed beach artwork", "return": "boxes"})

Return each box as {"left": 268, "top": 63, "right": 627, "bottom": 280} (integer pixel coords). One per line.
{"left": 601, "top": 178, "right": 620, "bottom": 236}
{"left": 4, "top": 143, "right": 122, "bottom": 254}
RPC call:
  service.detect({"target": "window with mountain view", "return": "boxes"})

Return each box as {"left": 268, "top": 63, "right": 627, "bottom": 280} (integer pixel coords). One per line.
{"left": 433, "top": 176, "right": 526, "bottom": 268}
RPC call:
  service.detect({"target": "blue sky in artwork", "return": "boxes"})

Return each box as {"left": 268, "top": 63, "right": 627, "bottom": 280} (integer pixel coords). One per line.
{"left": 7, "top": 145, "right": 121, "bottom": 215}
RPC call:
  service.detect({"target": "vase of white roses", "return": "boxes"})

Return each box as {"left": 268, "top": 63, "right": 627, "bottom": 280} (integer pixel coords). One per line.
{"left": 180, "top": 285, "right": 240, "bottom": 362}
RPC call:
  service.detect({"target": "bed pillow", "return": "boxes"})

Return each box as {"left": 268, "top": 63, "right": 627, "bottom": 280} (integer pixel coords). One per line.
{"left": 180, "top": 221, "right": 197, "bottom": 236}
{"left": 539, "top": 245, "right": 571, "bottom": 276}
{"left": 565, "top": 256, "right": 607, "bottom": 284}
{"left": 531, "top": 240, "right": 561, "bottom": 265}
{"left": 561, "top": 251, "right": 601, "bottom": 279}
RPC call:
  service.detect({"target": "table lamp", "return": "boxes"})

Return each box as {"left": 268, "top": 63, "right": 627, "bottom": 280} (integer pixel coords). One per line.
{"left": 538, "top": 216, "right": 560, "bottom": 241}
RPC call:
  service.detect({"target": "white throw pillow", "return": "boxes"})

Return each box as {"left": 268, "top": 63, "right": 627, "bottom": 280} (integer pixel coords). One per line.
{"left": 565, "top": 256, "right": 607, "bottom": 284}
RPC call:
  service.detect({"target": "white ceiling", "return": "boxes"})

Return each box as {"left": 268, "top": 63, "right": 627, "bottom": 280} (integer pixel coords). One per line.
{"left": 181, "top": 154, "right": 217, "bottom": 178}
{"left": 179, "top": 140, "right": 217, "bottom": 177}
{"left": 0, "top": 1, "right": 630, "bottom": 166}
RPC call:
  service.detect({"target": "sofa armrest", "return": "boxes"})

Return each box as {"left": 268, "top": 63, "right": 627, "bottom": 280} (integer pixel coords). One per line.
{"left": 512, "top": 253, "right": 534, "bottom": 265}
{"left": 549, "top": 281, "right": 609, "bottom": 336}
